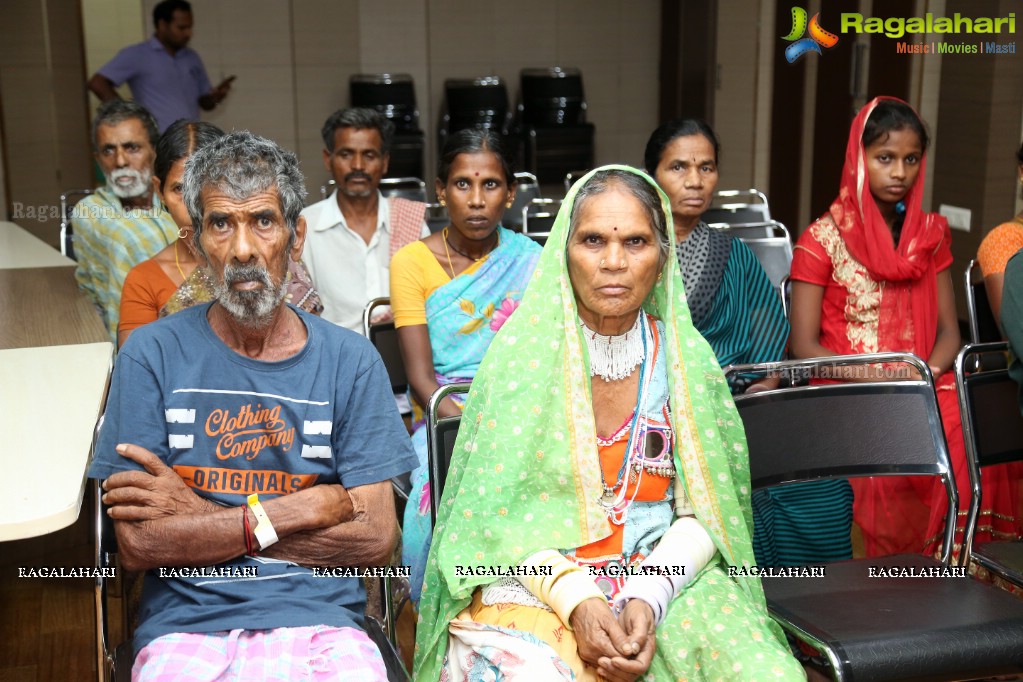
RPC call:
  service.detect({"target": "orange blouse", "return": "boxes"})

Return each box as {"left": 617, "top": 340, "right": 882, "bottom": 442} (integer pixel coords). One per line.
{"left": 119, "top": 258, "right": 178, "bottom": 337}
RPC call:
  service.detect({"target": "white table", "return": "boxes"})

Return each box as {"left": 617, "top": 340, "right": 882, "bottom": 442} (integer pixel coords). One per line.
{"left": 0, "top": 341, "right": 112, "bottom": 540}
{"left": 0, "top": 220, "right": 74, "bottom": 269}
{"left": 0, "top": 221, "right": 111, "bottom": 539}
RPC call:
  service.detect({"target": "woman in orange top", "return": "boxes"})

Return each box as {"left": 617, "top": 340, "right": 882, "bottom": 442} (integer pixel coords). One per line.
{"left": 117, "top": 119, "right": 221, "bottom": 347}
{"left": 976, "top": 140, "right": 1023, "bottom": 326}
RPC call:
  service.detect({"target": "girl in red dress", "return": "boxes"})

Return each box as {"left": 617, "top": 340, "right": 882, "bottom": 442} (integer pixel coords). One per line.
{"left": 789, "top": 96, "right": 1021, "bottom": 559}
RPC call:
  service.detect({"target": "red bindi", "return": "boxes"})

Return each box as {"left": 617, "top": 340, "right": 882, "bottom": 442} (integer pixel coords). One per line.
{"left": 475, "top": 172, "right": 479, "bottom": 176}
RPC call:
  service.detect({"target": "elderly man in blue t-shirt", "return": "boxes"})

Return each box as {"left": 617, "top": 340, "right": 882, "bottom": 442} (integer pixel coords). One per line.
{"left": 88, "top": 130, "right": 417, "bottom": 680}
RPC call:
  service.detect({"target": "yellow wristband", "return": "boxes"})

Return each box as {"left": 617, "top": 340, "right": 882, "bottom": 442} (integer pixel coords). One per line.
{"left": 247, "top": 494, "right": 278, "bottom": 550}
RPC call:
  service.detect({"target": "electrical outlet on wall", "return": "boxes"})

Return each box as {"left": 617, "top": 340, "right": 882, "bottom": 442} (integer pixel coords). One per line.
{"left": 939, "top": 205, "right": 971, "bottom": 232}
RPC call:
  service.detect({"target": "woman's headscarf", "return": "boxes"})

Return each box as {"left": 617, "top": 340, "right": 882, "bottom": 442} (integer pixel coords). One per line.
{"left": 413, "top": 165, "right": 769, "bottom": 679}
{"left": 828, "top": 96, "right": 949, "bottom": 362}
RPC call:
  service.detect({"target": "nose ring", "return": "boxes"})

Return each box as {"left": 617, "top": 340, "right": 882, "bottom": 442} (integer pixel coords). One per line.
{"left": 599, "top": 259, "right": 607, "bottom": 268}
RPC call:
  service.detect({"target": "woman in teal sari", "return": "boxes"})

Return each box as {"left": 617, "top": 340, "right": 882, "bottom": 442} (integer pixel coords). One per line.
{"left": 645, "top": 119, "right": 853, "bottom": 568}
{"left": 391, "top": 129, "right": 541, "bottom": 602}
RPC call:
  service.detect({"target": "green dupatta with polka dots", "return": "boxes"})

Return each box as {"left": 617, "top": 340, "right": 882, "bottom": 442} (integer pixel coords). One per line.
{"left": 413, "top": 165, "right": 772, "bottom": 680}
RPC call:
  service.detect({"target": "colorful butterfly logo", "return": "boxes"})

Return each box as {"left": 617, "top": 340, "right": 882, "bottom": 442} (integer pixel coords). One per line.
{"left": 783, "top": 7, "right": 839, "bottom": 63}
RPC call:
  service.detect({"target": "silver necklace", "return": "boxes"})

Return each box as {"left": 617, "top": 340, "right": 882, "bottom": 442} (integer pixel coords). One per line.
{"left": 581, "top": 313, "right": 645, "bottom": 382}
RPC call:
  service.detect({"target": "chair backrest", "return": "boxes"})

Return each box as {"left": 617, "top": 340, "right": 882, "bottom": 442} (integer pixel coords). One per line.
{"left": 363, "top": 297, "right": 408, "bottom": 394}
{"left": 60, "top": 189, "right": 93, "bottom": 260}
{"left": 521, "top": 198, "right": 560, "bottom": 245}
{"left": 965, "top": 259, "right": 1002, "bottom": 344}
{"left": 519, "top": 67, "right": 587, "bottom": 126}
{"left": 502, "top": 172, "right": 540, "bottom": 231}
{"left": 727, "top": 352, "right": 958, "bottom": 564}
{"left": 780, "top": 275, "right": 792, "bottom": 318}
{"left": 379, "top": 177, "right": 427, "bottom": 204}
{"left": 702, "top": 189, "right": 770, "bottom": 225}
{"left": 954, "top": 342, "right": 1023, "bottom": 562}
{"left": 425, "top": 202, "right": 448, "bottom": 234}
{"left": 563, "top": 169, "right": 590, "bottom": 195}
{"left": 426, "top": 382, "right": 472, "bottom": 527}
{"left": 350, "top": 73, "right": 420, "bottom": 133}
{"left": 709, "top": 221, "right": 793, "bottom": 290}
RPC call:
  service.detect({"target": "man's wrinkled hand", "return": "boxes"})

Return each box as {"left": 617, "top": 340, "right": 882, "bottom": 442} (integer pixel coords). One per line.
{"left": 102, "top": 444, "right": 211, "bottom": 521}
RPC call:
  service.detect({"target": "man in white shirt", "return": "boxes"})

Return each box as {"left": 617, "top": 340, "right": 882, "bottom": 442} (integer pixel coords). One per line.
{"left": 301, "top": 108, "right": 429, "bottom": 333}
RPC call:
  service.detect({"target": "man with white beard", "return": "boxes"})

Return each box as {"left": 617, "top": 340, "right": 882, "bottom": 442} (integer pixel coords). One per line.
{"left": 74, "top": 100, "right": 178, "bottom": 340}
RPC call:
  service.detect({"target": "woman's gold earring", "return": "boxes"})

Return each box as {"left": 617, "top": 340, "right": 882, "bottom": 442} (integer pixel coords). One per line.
{"left": 506, "top": 201, "right": 513, "bottom": 209}
{"left": 439, "top": 199, "right": 446, "bottom": 207}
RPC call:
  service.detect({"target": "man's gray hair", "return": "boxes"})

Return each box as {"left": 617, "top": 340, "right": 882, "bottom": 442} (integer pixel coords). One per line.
{"left": 320, "top": 107, "right": 395, "bottom": 154}
{"left": 183, "top": 131, "right": 307, "bottom": 250}
{"left": 568, "top": 169, "right": 671, "bottom": 265}
{"left": 92, "top": 99, "right": 160, "bottom": 152}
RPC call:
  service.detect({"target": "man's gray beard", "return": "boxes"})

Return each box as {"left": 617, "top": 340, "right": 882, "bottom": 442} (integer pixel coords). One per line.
{"left": 107, "top": 167, "right": 152, "bottom": 200}
{"left": 210, "top": 261, "right": 288, "bottom": 326}
{"left": 339, "top": 184, "right": 374, "bottom": 199}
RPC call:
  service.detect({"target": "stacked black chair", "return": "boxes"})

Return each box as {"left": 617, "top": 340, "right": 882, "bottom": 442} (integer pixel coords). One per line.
{"left": 438, "top": 77, "right": 513, "bottom": 155}
{"left": 517, "top": 67, "right": 595, "bottom": 185}
{"left": 350, "top": 74, "right": 424, "bottom": 179}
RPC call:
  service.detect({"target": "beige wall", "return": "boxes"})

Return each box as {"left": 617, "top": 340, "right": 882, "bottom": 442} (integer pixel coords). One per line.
{"left": 713, "top": 0, "right": 773, "bottom": 192}
{"left": 0, "top": 0, "right": 93, "bottom": 244}
{"left": 112, "top": 0, "right": 662, "bottom": 199}
{"left": 82, "top": 0, "right": 145, "bottom": 101}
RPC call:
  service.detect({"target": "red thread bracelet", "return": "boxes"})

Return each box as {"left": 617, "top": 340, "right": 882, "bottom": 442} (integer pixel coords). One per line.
{"left": 242, "top": 505, "right": 254, "bottom": 556}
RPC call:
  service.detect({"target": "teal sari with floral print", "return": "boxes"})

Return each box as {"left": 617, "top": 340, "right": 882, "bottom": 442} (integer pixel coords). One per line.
{"left": 403, "top": 226, "right": 541, "bottom": 602}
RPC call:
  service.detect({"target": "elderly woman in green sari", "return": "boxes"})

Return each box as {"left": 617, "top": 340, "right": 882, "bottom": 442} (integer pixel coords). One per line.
{"left": 414, "top": 166, "right": 804, "bottom": 681}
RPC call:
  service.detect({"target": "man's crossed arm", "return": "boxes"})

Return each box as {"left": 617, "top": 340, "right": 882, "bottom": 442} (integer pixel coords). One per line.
{"left": 102, "top": 444, "right": 397, "bottom": 572}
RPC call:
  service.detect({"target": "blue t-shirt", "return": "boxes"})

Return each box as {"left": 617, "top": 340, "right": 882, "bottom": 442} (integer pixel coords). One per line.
{"left": 88, "top": 303, "right": 418, "bottom": 652}
{"left": 98, "top": 37, "right": 213, "bottom": 131}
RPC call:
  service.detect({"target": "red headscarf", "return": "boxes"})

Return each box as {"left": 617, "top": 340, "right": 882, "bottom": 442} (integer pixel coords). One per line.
{"left": 829, "top": 96, "right": 950, "bottom": 363}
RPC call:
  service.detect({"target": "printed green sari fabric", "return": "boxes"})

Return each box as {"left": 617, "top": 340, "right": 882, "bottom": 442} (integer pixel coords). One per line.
{"left": 414, "top": 165, "right": 792, "bottom": 680}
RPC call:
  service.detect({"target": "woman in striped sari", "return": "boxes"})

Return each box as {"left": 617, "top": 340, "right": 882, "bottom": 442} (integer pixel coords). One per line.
{"left": 645, "top": 119, "right": 853, "bottom": 567}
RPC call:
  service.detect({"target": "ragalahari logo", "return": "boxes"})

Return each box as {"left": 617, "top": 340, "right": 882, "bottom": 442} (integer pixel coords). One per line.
{"left": 783, "top": 7, "right": 839, "bottom": 62}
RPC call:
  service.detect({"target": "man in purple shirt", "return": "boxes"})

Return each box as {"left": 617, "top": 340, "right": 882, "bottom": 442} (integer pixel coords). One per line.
{"left": 88, "top": 0, "right": 233, "bottom": 132}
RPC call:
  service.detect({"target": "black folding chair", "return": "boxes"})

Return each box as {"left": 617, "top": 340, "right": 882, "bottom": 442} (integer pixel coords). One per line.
{"left": 727, "top": 352, "right": 1023, "bottom": 681}
{"left": 95, "top": 480, "right": 134, "bottom": 682}
{"left": 706, "top": 220, "right": 792, "bottom": 291}
{"left": 964, "top": 259, "right": 1006, "bottom": 372}
{"left": 60, "top": 188, "right": 93, "bottom": 261}
{"left": 426, "top": 382, "right": 471, "bottom": 528}
{"left": 363, "top": 296, "right": 412, "bottom": 503}
{"left": 955, "top": 342, "right": 1023, "bottom": 587}
{"left": 521, "top": 198, "right": 560, "bottom": 247}
{"left": 701, "top": 188, "right": 771, "bottom": 225}
{"left": 502, "top": 172, "right": 541, "bottom": 231}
